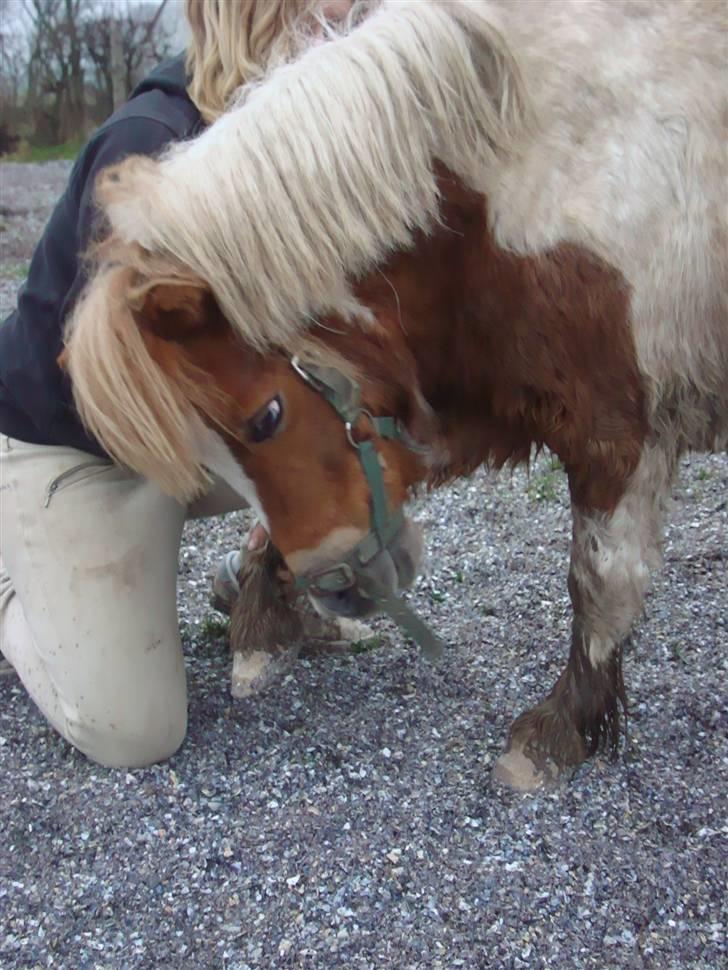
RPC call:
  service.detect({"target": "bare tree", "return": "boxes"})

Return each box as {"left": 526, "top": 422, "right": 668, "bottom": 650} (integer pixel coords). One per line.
{"left": 13, "top": 0, "right": 173, "bottom": 145}
{"left": 1, "top": 1, "right": 28, "bottom": 107}
{"left": 23, "top": 0, "right": 88, "bottom": 143}
{"left": 84, "top": 0, "right": 172, "bottom": 120}
{"left": 0, "top": 0, "right": 30, "bottom": 148}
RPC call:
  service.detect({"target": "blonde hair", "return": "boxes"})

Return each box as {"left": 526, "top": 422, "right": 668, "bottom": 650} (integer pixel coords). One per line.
{"left": 185, "top": 0, "right": 320, "bottom": 123}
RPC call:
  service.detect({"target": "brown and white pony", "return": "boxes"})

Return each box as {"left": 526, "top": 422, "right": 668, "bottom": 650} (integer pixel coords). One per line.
{"left": 64, "top": 0, "right": 727, "bottom": 789}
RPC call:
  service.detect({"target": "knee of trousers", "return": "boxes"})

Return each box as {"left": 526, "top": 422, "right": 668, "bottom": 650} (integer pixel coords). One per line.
{"left": 63, "top": 696, "right": 188, "bottom": 769}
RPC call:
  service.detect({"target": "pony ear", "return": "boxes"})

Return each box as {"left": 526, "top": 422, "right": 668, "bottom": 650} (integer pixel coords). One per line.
{"left": 130, "top": 277, "right": 220, "bottom": 341}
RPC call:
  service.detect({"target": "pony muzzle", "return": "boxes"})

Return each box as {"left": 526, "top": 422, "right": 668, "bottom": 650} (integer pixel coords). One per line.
{"left": 302, "top": 518, "right": 423, "bottom": 620}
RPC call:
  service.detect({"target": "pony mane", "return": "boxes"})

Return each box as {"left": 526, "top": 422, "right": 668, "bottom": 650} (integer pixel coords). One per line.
{"left": 96, "top": 0, "right": 527, "bottom": 351}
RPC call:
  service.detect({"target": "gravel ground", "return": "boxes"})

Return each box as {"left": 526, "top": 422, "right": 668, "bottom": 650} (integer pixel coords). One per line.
{"left": 1, "top": 161, "right": 726, "bottom": 969}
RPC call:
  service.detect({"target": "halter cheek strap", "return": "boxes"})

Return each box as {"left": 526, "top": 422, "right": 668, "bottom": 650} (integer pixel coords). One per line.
{"left": 290, "top": 356, "right": 444, "bottom": 662}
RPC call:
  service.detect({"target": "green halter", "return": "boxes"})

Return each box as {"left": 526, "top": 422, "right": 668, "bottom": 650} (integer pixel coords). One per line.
{"left": 290, "top": 356, "right": 444, "bottom": 662}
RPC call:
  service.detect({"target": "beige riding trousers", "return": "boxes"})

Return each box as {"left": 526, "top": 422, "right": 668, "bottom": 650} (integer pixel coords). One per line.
{"left": 0, "top": 434, "right": 246, "bottom": 768}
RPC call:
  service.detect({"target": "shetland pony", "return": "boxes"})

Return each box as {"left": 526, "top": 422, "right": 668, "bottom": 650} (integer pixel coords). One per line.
{"left": 64, "top": 0, "right": 727, "bottom": 789}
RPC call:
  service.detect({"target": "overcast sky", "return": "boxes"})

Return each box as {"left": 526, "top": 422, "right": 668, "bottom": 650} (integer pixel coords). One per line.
{"left": 163, "top": 0, "right": 190, "bottom": 49}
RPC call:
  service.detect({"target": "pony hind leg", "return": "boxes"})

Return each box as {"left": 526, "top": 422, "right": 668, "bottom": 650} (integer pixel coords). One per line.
{"left": 494, "top": 443, "right": 677, "bottom": 791}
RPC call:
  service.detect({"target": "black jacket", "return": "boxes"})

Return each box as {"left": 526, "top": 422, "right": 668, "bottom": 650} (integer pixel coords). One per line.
{"left": 0, "top": 55, "right": 202, "bottom": 455}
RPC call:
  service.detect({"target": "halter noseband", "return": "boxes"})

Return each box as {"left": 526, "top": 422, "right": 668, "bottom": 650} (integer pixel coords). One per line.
{"left": 289, "top": 356, "right": 444, "bottom": 661}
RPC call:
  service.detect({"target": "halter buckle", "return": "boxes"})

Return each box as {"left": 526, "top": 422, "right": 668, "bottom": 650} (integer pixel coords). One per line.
{"left": 306, "top": 562, "right": 357, "bottom": 595}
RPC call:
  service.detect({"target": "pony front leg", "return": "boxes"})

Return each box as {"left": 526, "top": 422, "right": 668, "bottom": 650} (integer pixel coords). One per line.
{"left": 229, "top": 541, "right": 304, "bottom": 698}
{"left": 494, "top": 444, "right": 676, "bottom": 791}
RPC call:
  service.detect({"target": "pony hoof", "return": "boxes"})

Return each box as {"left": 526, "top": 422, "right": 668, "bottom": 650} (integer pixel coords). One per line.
{"left": 492, "top": 744, "right": 560, "bottom": 792}
{"left": 230, "top": 645, "right": 300, "bottom": 698}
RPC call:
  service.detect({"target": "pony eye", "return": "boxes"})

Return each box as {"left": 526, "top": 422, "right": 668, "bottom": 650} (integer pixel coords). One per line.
{"left": 248, "top": 395, "right": 283, "bottom": 443}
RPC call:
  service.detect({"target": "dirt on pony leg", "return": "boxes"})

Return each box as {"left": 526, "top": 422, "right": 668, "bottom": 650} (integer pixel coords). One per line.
{"left": 493, "top": 625, "right": 627, "bottom": 791}
{"left": 494, "top": 446, "right": 672, "bottom": 790}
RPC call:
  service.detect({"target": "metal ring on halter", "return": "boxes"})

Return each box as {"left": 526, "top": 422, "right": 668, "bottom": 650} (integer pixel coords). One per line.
{"left": 344, "top": 421, "right": 358, "bottom": 449}
{"left": 345, "top": 410, "right": 377, "bottom": 450}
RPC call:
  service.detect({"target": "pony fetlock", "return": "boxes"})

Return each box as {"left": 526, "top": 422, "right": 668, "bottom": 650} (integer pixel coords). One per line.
{"left": 494, "top": 629, "right": 627, "bottom": 791}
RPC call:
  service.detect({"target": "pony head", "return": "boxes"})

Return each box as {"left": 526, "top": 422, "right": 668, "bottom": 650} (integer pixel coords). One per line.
{"left": 64, "top": 256, "right": 435, "bottom": 614}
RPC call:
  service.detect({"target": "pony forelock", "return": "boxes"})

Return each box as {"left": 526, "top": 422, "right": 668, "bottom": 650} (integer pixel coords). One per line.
{"left": 95, "top": 0, "right": 527, "bottom": 352}
{"left": 64, "top": 261, "right": 224, "bottom": 502}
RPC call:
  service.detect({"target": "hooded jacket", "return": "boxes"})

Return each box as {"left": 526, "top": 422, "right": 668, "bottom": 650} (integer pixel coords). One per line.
{"left": 0, "top": 54, "right": 203, "bottom": 455}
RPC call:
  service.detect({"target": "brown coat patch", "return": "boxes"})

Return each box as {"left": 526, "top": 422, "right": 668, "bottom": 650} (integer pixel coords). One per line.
{"left": 341, "top": 169, "right": 648, "bottom": 512}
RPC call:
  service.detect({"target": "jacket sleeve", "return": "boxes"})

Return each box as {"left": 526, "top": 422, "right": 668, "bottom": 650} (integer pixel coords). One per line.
{"left": 0, "top": 91, "right": 195, "bottom": 451}
{"left": 2, "top": 115, "right": 182, "bottom": 445}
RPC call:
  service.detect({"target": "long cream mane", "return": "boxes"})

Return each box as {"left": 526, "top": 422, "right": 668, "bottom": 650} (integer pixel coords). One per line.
{"left": 65, "top": 0, "right": 727, "bottom": 500}
{"left": 93, "top": 0, "right": 526, "bottom": 350}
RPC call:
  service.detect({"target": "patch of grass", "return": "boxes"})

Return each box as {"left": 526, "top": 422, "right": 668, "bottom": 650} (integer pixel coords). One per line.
{"left": 350, "top": 635, "right": 383, "bottom": 654}
{"left": 696, "top": 468, "right": 712, "bottom": 481}
{"left": 199, "top": 614, "right": 230, "bottom": 641}
{"left": 6, "top": 138, "right": 83, "bottom": 163}
{"left": 8, "top": 263, "right": 28, "bottom": 281}
{"left": 529, "top": 474, "right": 558, "bottom": 503}
{"left": 528, "top": 454, "right": 565, "bottom": 503}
